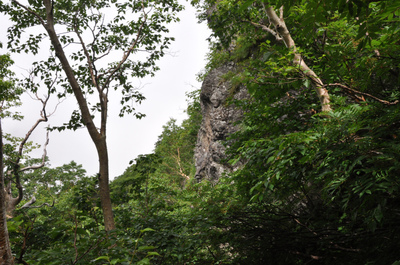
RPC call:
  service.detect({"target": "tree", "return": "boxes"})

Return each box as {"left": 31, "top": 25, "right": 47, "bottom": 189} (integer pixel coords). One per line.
{"left": 155, "top": 119, "right": 192, "bottom": 182}
{"left": 0, "top": 123, "right": 13, "bottom": 265}
{"left": 1, "top": 0, "right": 183, "bottom": 231}
{"left": 22, "top": 160, "right": 86, "bottom": 197}
{"left": 0, "top": 122, "right": 13, "bottom": 265}
{"left": 195, "top": 0, "right": 400, "bottom": 112}
{"left": 153, "top": 90, "right": 202, "bottom": 185}
{"left": 0, "top": 53, "right": 22, "bottom": 265}
{"left": 1, "top": 52, "right": 56, "bottom": 264}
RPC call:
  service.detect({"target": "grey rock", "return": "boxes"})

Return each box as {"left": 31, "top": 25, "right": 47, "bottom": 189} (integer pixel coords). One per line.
{"left": 194, "top": 63, "right": 248, "bottom": 182}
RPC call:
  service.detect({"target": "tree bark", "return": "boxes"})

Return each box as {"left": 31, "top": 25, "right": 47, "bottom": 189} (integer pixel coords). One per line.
{"left": 0, "top": 119, "right": 14, "bottom": 265}
{"left": 96, "top": 139, "right": 115, "bottom": 231}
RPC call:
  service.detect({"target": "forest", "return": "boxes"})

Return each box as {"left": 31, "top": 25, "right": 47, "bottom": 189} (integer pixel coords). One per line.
{"left": 1, "top": 0, "right": 400, "bottom": 264}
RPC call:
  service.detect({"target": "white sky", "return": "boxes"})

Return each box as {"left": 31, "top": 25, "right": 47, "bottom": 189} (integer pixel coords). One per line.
{"left": 0, "top": 1, "right": 210, "bottom": 180}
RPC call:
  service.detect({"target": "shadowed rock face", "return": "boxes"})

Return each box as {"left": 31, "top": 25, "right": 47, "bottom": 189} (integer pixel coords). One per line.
{"left": 194, "top": 63, "right": 248, "bottom": 182}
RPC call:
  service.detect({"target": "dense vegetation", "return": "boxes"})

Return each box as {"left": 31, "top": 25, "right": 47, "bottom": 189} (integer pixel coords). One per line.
{"left": 1, "top": 0, "right": 400, "bottom": 264}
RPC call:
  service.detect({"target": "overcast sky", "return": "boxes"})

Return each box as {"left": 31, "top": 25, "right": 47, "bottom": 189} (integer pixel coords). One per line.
{"left": 0, "top": 1, "right": 210, "bottom": 180}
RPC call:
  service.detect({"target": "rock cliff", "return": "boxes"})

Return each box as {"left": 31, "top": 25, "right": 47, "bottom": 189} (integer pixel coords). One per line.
{"left": 194, "top": 63, "right": 248, "bottom": 182}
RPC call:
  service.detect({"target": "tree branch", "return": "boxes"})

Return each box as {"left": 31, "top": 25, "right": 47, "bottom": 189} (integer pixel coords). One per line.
{"left": 176, "top": 147, "right": 190, "bottom": 180}
{"left": 11, "top": 0, "right": 46, "bottom": 26}
{"left": 100, "top": 0, "right": 148, "bottom": 88}
{"left": 11, "top": 96, "right": 50, "bottom": 208}
{"left": 246, "top": 21, "right": 283, "bottom": 42}
{"left": 20, "top": 195, "right": 55, "bottom": 209}
{"left": 73, "top": 13, "right": 100, "bottom": 93}
{"left": 73, "top": 215, "right": 79, "bottom": 263}
{"left": 20, "top": 130, "right": 49, "bottom": 172}
{"left": 327, "top": 83, "right": 399, "bottom": 105}
{"left": 42, "top": 0, "right": 102, "bottom": 142}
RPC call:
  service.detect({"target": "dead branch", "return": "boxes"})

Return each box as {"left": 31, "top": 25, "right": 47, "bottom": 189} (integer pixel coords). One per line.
{"left": 247, "top": 21, "right": 283, "bottom": 42}
{"left": 5, "top": 84, "right": 55, "bottom": 216}
{"left": 20, "top": 130, "right": 49, "bottom": 172}
{"left": 19, "top": 195, "right": 55, "bottom": 209}
{"left": 11, "top": 97, "right": 51, "bottom": 210}
{"left": 176, "top": 147, "right": 190, "bottom": 180}
{"left": 19, "top": 196, "right": 36, "bottom": 209}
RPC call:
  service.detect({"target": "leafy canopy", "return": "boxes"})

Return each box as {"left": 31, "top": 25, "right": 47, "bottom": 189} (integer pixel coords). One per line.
{"left": 1, "top": 0, "right": 183, "bottom": 129}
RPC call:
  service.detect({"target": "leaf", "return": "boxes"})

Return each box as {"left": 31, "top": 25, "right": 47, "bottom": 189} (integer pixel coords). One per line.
{"left": 138, "top": 246, "right": 156, "bottom": 251}
{"left": 266, "top": 155, "right": 275, "bottom": 164}
{"left": 137, "top": 258, "right": 150, "bottom": 265}
{"left": 94, "top": 256, "right": 110, "bottom": 261}
{"left": 239, "top": 0, "right": 254, "bottom": 12}
{"left": 146, "top": 251, "right": 160, "bottom": 256}
{"left": 374, "top": 204, "right": 383, "bottom": 223}
{"left": 140, "top": 227, "right": 156, "bottom": 233}
{"left": 111, "top": 259, "right": 121, "bottom": 265}
{"left": 303, "top": 78, "right": 310, "bottom": 88}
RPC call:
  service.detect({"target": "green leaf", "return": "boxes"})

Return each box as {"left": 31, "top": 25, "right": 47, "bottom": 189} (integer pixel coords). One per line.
{"left": 94, "top": 256, "right": 110, "bottom": 261}
{"left": 137, "top": 258, "right": 150, "bottom": 265}
{"left": 138, "top": 246, "right": 156, "bottom": 251}
{"left": 146, "top": 251, "right": 160, "bottom": 256}
{"left": 303, "top": 78, "right": 310, "bottom": 88}
{"left": 110, "top": 259, "right": 121, "bottom": 265}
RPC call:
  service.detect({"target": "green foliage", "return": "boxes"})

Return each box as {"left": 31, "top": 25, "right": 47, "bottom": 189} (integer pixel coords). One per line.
{"left": 1, "top": 0, "right": 185, "bottom": 235}
{"left": 192, "top": 0, "right": 400, "bottom": 263}
{"left": 108, "top": 91, "right": 232, "bottom": 264}
{"left": 0, "top": 54, "right": 18, "bottom": 100}
{"left": 0, "top": 53, "right": 23, "bottom": 119}
{"left": 7, "top": 162, "right": 160, "bottom": 265}
{"left": 22, "top": 160, "right": 87, "bottom": 196}
{"left": 4, "top": 0, "right": 400, "bottom": 264}
{"left": 0, "top": 0, "right": 184, "bottom": 128}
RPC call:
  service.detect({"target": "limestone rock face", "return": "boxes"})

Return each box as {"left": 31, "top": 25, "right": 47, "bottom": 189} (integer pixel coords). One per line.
{"left": 194, "top": 63, "right": 247, "bottom": 182}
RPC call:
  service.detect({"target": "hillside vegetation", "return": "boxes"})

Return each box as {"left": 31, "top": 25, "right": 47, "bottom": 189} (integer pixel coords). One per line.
{"left": 1, "top": 0, "right": 400, "bottom": 264}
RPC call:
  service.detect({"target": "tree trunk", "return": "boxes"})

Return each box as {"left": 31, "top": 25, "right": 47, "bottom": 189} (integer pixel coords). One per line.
{"left": 41, "top": 0, "right": 115, "bottom": 231}
{"left": 265, "top": 6, "right": 332, "bottom": 112}
{"left": 5, "top": 195, "right": 19, "bottom": 219}
{"left": 0, "top": 119, "right": 14, "bottom": 265}
{"left": 96, "top": 138, "right": 116, "bottom": 231}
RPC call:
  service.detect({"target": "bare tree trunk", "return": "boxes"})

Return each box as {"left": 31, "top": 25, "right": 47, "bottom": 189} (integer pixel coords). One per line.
{"left": 0, "top": 119, "right": 14, "bottom": 265}
{"left": 96, "top": 139, "right": 115, "bottom": 231}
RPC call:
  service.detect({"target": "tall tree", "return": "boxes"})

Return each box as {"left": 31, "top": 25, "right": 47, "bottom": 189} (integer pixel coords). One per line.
{"left": 1, "top": 52, "right": 55, "bottom": 264}
{"left": 1, "top": 0, "right": 183, "bottom": 231}
{"left": 0, "top": 53, "right": 20, "bottom": 265}
{"left": 0, "top": 120, "right": 13, "bottom": 265}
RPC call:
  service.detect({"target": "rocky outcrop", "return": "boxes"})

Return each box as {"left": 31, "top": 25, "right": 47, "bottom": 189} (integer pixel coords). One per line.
{"left": 194, "top": 63, "right": 248, "bottom": 182}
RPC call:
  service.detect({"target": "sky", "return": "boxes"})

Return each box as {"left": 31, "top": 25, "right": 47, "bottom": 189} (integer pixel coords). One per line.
{"left": 0, "top": 1, "right": 211, "bottom": 180}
